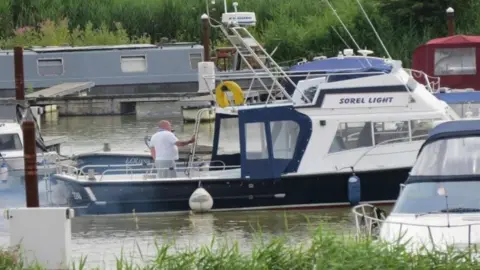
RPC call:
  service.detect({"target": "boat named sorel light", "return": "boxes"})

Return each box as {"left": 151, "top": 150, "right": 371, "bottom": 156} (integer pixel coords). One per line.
{"left": 46, "top": 1, "right": 460, "bottom": 216}
{"left": 353, "top": 119, "right": 480, "bottom": 253}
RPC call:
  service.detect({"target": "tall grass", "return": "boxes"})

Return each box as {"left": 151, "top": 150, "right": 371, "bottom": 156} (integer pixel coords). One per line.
{"left": 2, "top": 226, "right": 480, "bottom": 269}
{"left": 2, "top": 0, "right": 480, "bottom": 66}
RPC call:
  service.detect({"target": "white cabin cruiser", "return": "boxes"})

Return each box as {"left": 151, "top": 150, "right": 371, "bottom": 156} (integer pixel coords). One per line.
{"left": 0, "top": 101, "right": 60, "bottom": 201}
{"left": 353, "top": 119, "right": 480, "bottom": 253}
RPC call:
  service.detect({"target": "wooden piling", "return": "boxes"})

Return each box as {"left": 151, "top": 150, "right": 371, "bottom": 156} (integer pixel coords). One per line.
{"left": 22, "top": 120, "right": 40, "bottom": 207}
{"left": 14, "top": 46, "right": 25, "bottom": 101}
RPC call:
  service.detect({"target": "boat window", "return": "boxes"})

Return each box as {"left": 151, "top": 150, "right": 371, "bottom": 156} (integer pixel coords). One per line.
{"left": 245, "top": 122, "right": 269, "bottom": 160}
{"left": 373, "top": 121, "right": 409, "bottom": 145}
{"left": 0, "top": 134, "right": 22, "bottom": 151}
{"left": 392, "top": 181, "right": 480, "bottom": 214}
{"left": 189, "top": 53, "right": 203, "bottom": 70}
{"left": 120, "top": 55, "right": 147, "bottom": 73}
{"left": 450, "top": 103, "right": 480, "bottom": 118}
{"left": 329, "top": 122, "right": 373, "bottom": 153}
{"left": 270, "top": 120, "right": 300, "bottom": 159}
{"left": 434, "top": 47, "right": 476, "bottom": 76}
{"left": 217, "top": 117, "right": 240, "bottom": 155}
{"left": 37, "top": 58, "right": 64, "bottom": 76}
{"left": 411, "top": 136, "right": 480, "bottom": 176}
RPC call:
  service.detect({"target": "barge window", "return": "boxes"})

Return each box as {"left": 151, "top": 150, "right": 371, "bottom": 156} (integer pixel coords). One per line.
{"left": 329, "top": 122, "right": 373, "bottom": 153}
{"left": 270, "top": 120, "right": 299, "bottom": 159}
{"left": 189, "top": 53, "right": 203, "bottom": 70}
{"left": 37, "top": 58, "right": 63, "bottom": 76}
{"left": 373, "top": 121, "right": 409, "bottom": 145}
{"left": 434, "top": 47, "right": 476, "bottom": 76}
{"left": 217, "top": 117, "right": 240, "bottom": 155}
{"left": 0, "top": 134, "right": 22, "bottom": 151}
{"left": 120, "top": 55, "right": 147, "bottom": 73}
{"left": 245, "top": 122, "right": 269, "bottom": 160}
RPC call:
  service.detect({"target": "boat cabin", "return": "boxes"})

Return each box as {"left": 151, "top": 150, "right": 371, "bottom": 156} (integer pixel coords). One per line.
{"left": 207, "top": 60, "right": 459, "bottom": 180}
{"left": 412, "top": 35, "right": 480, "bottom": 90}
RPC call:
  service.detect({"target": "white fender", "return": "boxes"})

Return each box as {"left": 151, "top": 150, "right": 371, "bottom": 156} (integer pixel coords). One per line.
{"left": 189, "top": 187, "right": 213, "bottom": 213}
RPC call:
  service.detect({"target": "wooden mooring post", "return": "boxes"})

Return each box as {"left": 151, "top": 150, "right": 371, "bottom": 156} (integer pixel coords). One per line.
{"left": 14, "top": 45, "right": 39, "bottom": 207}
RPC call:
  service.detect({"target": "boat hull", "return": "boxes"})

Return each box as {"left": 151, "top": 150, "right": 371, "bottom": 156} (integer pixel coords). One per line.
{"left": 49, "top": 167, "right": 409, "bottom": 216}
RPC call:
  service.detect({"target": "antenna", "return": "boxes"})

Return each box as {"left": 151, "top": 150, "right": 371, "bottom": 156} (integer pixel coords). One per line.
{"left": 354, "top": 0, "right": 392, "bottom": 59}
{"left": 331, "top": 26, "right": 350, "bottom": 49}
{"left": 223, "top": 0, "right": 228, "bottom": 13}
{"left": 324, "top": 0, "right": 361, "bottom": 51}
{"left": 437, "top": 185, "right": 451, "bottom": 227}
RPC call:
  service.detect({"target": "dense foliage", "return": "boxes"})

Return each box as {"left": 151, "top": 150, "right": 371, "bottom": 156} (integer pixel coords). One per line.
{"left": 1, "top": 0, "right": 480, "bottom": 66}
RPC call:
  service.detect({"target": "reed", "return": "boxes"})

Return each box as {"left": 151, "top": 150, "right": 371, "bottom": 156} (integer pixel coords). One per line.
{"left": 2, "top": 226, "right": 480, "bottom": 270}
{"left": 1, "top": 0, "right": 480, "bottom": 66}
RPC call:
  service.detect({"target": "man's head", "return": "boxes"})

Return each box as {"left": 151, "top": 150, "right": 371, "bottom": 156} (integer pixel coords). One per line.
{"left": 158, "top": 120, "right": 172, "bottom": 131}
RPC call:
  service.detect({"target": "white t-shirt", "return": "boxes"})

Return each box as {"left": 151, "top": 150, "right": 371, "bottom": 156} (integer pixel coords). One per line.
{"left": 149, "top": 130, "right": 179, "bottom": 160}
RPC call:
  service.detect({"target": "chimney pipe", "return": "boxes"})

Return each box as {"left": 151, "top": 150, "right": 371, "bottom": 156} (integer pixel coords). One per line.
{"left": 446, "top": 7, "right": 455, "bottom": 36}
{"left": 201, "top": 14, "right": 211, "bottom": 62}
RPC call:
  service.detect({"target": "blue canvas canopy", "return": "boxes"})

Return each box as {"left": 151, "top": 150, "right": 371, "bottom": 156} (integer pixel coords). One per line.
{"left": 284, "top": 56, "right": 393, "bottom": 96}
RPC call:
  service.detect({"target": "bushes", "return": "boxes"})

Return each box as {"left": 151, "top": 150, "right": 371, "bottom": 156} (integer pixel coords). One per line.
{"left": 1, "top": 0, "right": 480, "bottom": 66}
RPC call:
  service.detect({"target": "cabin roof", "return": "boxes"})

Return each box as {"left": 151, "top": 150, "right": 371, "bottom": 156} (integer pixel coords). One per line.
{"left": 0, "top": 43, "right": 202, "bottom": 53}
{"left": 421, "top": 119, "right": 480, "bottom": 153}
{"left": 426, "top": 34, "right": 480, "bottom": 45}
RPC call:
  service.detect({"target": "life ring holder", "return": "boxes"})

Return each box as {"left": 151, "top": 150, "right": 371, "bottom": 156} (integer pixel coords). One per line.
{"left": 215, "top": 81, "right": 245, "bottom": 108}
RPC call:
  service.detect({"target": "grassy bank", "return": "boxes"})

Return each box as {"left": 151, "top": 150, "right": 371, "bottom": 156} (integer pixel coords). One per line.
{"left": 2, "top": 227, "right": 480, "bottom": 270}
{"left": 1, "top": 0, "right": 480, "bottom": 66}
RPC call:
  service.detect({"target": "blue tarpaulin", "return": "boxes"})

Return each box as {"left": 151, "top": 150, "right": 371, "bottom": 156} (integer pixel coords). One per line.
{"left": 284, "top": 56, "right": 393, "bottom": 96}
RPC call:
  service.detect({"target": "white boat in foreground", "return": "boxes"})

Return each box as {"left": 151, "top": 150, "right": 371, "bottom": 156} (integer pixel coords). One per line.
{"left": 353, "top": 119, "right": 480, "bottom": 253}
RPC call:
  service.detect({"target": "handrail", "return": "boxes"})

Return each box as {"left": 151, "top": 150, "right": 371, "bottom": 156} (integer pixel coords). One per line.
{"left": 187, "top": 108, "right": 213, "bottom": 173}
{"left": 339, "top": 133, "right": 429, "bottom": 172}
{"left": 98, "top": 165, "right": 240, "bottom": 181}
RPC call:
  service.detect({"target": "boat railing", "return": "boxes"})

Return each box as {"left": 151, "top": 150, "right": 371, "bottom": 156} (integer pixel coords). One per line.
{"left": 352, "top": 204, "right": 480, "bottom": 249}
{"left": 404, "top": 68, "right": 441, "bottom": 93}
{"left": 202, "top": 69, "right": 390, "bottom": 106}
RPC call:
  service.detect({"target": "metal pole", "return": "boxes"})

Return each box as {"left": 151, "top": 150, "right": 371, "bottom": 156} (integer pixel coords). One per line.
{"left": 201, "top": 14, "right": 211, "bottom": 62}
{"left": 14, "top": 46, "right": 25, "bottom": 100}
{"left": 23, "top": 120, "right": 39, "bottom": 207}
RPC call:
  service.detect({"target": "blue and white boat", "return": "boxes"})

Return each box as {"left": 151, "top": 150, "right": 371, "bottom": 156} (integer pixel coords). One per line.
{"left": 46, "top": 3, "right": 460, "bottom": 216}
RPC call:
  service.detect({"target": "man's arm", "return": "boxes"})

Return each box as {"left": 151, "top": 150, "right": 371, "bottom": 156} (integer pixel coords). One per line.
{"left": 175, "top": 134, "right": 195, "bottom": 147}
{"left": 150, "top": 147, "right": 156, "bottom": 159}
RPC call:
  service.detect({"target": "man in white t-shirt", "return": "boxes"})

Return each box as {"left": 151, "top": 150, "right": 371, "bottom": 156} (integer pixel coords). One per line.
{"left": 149, "top": 120, "right": 195, "bottom": 178}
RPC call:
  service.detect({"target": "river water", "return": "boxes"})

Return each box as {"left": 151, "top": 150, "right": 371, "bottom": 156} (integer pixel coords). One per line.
{"left": 0, "top": 103, "right": 370, "bottom": 268}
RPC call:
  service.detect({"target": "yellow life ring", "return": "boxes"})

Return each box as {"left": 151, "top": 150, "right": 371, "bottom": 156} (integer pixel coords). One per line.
{"left": 215, "top": 81, "right": 245, "bottom": 108}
